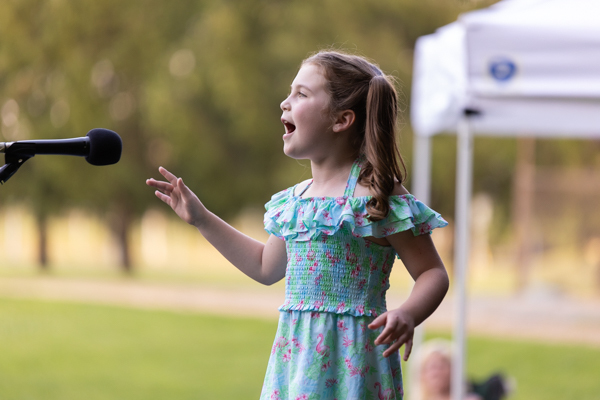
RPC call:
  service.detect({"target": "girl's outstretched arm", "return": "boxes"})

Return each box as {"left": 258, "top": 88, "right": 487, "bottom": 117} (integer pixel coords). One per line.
{"left": 146, "top": 167, "right": 288, "bottom": 285}
{"left": 368, "top": 230, "right": 449, "bottom": 360}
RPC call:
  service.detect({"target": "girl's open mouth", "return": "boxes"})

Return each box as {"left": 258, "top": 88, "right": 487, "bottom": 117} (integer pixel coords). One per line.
{"left": 283, "top": 120, "right": 296, "bottom": 135}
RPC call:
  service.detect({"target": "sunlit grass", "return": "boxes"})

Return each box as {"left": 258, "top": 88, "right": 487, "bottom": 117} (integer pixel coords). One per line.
{"left": 1, "top": 298, "right": 600, "bottom": 400}
{"left": 0, "top": 298, "right": 274, "bottom": 400}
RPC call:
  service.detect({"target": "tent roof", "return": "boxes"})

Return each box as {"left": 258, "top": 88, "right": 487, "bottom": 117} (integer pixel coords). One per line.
{"left": 462, "top": 0, "right": 600, "bottom": 30}
{"left": 411, "top": 0, "right": 600, "bottom": 138}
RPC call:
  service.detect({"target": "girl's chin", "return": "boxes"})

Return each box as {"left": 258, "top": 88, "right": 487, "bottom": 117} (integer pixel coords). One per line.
{"left": 282, "top": 144, "right": 303, "bottom": 160}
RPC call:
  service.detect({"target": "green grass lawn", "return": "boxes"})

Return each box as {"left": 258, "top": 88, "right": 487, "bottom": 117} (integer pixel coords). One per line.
{"left": 1, "top": 297, "right": 600, "bottom": 400}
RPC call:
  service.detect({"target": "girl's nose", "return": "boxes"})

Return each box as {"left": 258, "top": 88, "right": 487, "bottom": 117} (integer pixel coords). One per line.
{"left": 280, "top": 96, "right": 290, "bottom": 111}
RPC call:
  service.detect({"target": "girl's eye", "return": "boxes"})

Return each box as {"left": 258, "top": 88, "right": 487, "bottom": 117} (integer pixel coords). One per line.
{"left": 297, "top": 92, "right": 306, "bottom": 98}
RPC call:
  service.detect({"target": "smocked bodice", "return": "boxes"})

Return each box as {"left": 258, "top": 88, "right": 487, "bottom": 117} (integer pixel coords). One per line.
{"left": 264, "top": 159, "right": 447, "bottom": 316}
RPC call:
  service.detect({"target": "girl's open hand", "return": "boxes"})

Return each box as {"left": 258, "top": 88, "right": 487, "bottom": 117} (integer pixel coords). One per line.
{"left": 146, "top": 167, "right": 205, "bottom": 227}
{"left": 368, "top": 308, "right": 415, "bottom": 360}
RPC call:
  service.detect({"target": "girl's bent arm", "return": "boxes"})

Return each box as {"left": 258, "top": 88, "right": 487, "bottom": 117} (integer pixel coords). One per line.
{"left": 368, "top": 230, "right": 449, "bottom": 360}
{"left": 146, "top": 167, "right": 287, "bottom": 285}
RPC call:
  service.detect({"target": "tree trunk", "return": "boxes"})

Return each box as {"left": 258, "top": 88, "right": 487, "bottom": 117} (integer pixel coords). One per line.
{"left": 37, "top": 215, "right": 49, "bottom": 271}
{"left": 112, "top": 206, "right": 133, "bottom": 274}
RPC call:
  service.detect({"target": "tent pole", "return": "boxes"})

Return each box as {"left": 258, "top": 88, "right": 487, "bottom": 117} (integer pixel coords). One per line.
{"left": 409, "top": 133, "right": 433, "bottom": 400}
{"left": 452, "top": 116, "right": 473, "bottom": 400}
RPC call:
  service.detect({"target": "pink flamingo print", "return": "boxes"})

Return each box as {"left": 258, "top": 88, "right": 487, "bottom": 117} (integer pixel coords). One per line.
{"left": 350, "top": 264, "right": 362, "bottom": 278}
{"left": 381, "top": 254, "right": 391, "bottom": 274}
{"left": 342, "top": 336, "right": 354, "bottom": 348}
{"left": 282, "top": 348, "right": 292, "bottom": 362}
{"left": 325, "top": 378, "right": 338, "bottom": 388}
{"left": 322, "top": 210, "right": 333, "bottom": 224}
{"left": 315, "top": 273, "right": 323, "bottom": 285}
{"left": 316, "top": 334, "right": 330, "bottom": 357}
{"left": 326, "top": 250, "right": 340, "bottom": 267}
{"left": 291, "top": 337, "right": 305, "bottom": 352}
{"left": 313, "top": 292, "right": 326, "bottom": 309}
{"left": 374, "top": 382, "right": 395, "bottom": 400}
{"left": 354, "top": 211, "right": 366, "bottom": 226}
{"left": 419, "top": 222, "right": 432, "bottom": 235}
{"left": 274, "top": 336, "right": 288, "bottom": 349}
{"left": 345, "top": 244, "right": 358, "bottom": 265}
{"left": 344, "top": 357, "right": 370, "bottom": 377}
{"left": 382, "top": 227, "right": 396, "bottom": 236}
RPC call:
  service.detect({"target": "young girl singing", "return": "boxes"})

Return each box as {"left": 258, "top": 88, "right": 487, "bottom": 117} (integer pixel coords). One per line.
{"left": 147, "top": 50, "right": 449, "bottom": 400}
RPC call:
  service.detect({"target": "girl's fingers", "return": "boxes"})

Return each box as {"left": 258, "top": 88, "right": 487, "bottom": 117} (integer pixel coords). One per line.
{"left": 146, "top": 178, "right": 173, "bottom": 192}
{"left": 368, "top": 313, "right": 386, "bottom": 330}
{"left": 154, "top": 190, "right": 171, "bottom": 204}
{"left": 403, "top": 338, "right": 414, "bottom": 361}
{"left": 383, "top": 340, "right": 402, "bottom": 358}
{"left": 159, "top": 166, "right": 178, "bottom": 184}
{"left": 176, "top": 178, "right": 193, "bottom": 198}
{"left": 382, "top": 333, "right": 411, "bottom": 358}
{"left": 375, "top": 324, "right": 398, "bottom": 345}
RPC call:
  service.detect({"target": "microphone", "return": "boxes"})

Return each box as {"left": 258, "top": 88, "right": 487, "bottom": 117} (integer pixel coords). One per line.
{"left": 0, "top": 128, "right": 122, "bottom": 166}
{"left": 0, "top": 128, "right": 122, "bottom": 184}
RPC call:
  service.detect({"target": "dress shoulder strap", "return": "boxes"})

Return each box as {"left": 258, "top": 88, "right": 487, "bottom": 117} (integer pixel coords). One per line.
{"left": 343, "top": 157, "right": 363, "bottom": 198}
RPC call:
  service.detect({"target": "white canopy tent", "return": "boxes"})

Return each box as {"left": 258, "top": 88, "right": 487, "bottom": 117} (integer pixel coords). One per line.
{"left": 410, "top": 0, "right": 600, "bottom": 399}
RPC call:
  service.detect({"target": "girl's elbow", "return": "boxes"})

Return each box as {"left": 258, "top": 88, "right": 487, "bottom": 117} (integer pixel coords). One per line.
{"left": 259, "top": 270, "right": 286, "bottom": 286}
{"left": 438, "top": 266, "right": 450, "bottom": 294}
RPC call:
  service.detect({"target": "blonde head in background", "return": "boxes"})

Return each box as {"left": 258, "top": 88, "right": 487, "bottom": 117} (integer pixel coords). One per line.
{"left": 417, "top": 339, "right": 481, "bottom": 400}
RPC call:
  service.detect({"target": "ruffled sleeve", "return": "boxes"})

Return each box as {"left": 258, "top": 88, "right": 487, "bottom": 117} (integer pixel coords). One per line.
{"left": 263, "top": 186, "right": 296, "bottom": 239}
{"left": 264, "top": 190, "right": 447, "bottom": 241}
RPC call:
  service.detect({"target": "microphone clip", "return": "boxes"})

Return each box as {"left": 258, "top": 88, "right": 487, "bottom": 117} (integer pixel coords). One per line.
{"left": 0, "top": 155, "right": 32, "bottom": 185}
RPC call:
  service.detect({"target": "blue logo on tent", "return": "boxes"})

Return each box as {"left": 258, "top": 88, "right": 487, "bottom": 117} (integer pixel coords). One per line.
{"left": 489, "top": 58, "right": 517, "bottom": 82}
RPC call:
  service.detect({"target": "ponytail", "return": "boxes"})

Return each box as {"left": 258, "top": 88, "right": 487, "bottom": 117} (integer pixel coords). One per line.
{"left": 303, "top": 51, "right": 407, "bottom": 221}
{"left": 359, "top": 75, "right": 405, "bottom": 221}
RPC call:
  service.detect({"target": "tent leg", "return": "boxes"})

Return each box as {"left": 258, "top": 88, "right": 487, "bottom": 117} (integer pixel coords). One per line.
{"left": 452, "top": 117, "right": 473, "bottom": 400}
{"left": 408, "top": 133, "right": 433, "bottom": 400}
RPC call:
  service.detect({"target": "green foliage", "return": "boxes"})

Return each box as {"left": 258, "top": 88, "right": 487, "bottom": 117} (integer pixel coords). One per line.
{"left": 0, "top": 0, "right": 493, "bottom": 217}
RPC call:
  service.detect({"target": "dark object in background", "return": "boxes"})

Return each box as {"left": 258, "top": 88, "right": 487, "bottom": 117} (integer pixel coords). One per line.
{"left": 469, "top": 373, "right": 512, "bottom": 400}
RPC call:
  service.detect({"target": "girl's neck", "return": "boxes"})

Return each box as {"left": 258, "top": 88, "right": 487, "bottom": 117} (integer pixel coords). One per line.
{"left": 305, "top": 153, "right": 357, "bottom": 197}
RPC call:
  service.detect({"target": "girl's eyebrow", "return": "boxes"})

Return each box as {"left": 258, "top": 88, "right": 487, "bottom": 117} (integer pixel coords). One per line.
{"left": 290, "top": 83, "right": 313, "bottom": 93}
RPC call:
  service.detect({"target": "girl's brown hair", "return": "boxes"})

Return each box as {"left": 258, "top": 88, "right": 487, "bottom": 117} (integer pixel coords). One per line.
{"left": 303, "top": 50, "right": 406, "bottom": 221}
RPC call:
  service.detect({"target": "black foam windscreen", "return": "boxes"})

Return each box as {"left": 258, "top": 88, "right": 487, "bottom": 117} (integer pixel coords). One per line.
{"left": 85, "top": 128, "right": 122, "bottom": 166}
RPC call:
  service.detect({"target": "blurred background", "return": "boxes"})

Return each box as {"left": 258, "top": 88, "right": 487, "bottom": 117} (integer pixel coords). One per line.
{"left": 0, "top": 1, "right": 599, "bottom": 399}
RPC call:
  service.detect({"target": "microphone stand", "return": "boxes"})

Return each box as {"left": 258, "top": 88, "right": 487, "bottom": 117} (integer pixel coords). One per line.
{"left": 0, "top": 155, "right": 32, "bottom": 184}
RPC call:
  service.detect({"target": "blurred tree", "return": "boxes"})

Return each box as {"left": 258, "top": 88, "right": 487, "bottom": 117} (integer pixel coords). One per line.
{"left": 0, "top": 0, "right": 503, "bottom": 273}
{"left": 0, "top": 0, "right": 206, "bottom": 271}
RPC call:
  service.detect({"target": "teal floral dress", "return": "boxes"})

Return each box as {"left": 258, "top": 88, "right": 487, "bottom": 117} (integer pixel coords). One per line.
{"left": 261, "top": 158, "right": 447, "bottom": 400}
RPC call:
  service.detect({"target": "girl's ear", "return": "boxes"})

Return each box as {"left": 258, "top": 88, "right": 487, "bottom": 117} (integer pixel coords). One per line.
{"left": 332, "top": 110, "right": 356, "bottom": 133}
